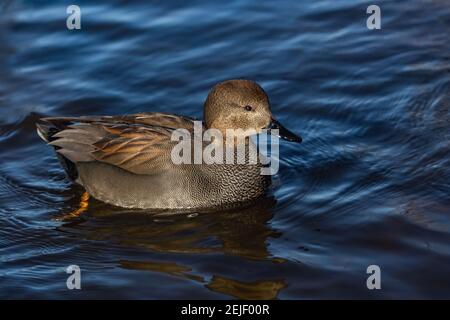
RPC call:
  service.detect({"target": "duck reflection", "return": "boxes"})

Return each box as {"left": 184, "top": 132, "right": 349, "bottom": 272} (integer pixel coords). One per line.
{"left": 58, "top": 193, "right": 286, "bottom": 299}
{"left": 119, "top": 260, "right": 286, "bottom": 299}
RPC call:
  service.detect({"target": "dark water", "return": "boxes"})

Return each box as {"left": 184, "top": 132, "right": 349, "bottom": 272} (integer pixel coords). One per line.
{"left": 1, "top": 0, "right": 449, "bottom": 299}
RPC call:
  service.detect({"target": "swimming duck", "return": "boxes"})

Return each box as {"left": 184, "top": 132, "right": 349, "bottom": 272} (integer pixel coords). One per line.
{"left": 36, "top": 80, "right": 301, "bottom": 210}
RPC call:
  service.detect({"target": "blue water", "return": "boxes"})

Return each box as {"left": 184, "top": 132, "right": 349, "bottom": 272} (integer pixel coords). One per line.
{"left": 0, "top": 0, "right": 449, "bottom": 299}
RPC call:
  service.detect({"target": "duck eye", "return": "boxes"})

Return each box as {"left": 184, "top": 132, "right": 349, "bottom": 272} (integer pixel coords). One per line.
{"left": 244, "top": 105, "right": 253, "bottom": 111}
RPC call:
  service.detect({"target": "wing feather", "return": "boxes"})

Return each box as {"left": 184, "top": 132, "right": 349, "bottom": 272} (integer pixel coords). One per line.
{"left": 37, "top": 112, "right": 198, "bottom": 175}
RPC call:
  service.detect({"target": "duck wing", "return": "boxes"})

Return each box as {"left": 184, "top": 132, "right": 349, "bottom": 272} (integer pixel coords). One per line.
{"left": 36, "top": 112, "right": 198, "bottom": 176}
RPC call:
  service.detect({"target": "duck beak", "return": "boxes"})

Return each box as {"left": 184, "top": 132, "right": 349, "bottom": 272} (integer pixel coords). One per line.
{"left": 268, "top": 118, "right": 302, "bottom": 143}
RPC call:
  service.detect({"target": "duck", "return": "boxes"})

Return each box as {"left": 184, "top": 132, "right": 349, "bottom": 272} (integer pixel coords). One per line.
{"left": 36, "top": 79, "right": 301, "bottom": 210}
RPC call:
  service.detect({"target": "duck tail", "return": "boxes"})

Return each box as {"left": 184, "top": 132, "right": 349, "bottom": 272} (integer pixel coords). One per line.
{"left": 35, "top": 117, "right": 76, "bottom": 143}
{"left": 36, "top": 121, "right": 51, "bottom": 143}
{"left": 35, "top": 117, "right": 81, "bottom": 181}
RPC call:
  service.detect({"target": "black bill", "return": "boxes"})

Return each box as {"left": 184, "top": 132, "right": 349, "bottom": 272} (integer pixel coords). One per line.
{"left": 268, "top": 118, "right": 302, "bottom": 143}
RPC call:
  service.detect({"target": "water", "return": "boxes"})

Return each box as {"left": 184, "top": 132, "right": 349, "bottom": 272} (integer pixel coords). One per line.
{"left": 0, "top": 0, "right": 449, "bottom": 299}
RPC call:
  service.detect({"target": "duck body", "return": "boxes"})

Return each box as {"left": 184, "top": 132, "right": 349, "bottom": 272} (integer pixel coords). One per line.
{"left": 37, "top": 113, "right": 270, "bottom": 209}
{"left": 76, "top": 155, "right": 270, "bottom": 210}
{"left": 36, "top": 80, "right": 301, "bottom": 210}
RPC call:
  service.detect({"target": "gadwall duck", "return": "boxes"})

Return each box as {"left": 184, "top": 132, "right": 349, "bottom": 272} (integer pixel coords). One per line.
{"left": 36, "top": 80, "right": 301, "bottom": 210}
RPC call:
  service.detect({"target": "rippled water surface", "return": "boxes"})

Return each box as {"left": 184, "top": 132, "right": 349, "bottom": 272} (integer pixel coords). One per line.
{"left": 1, "top": 0, "right": 450, "bottom": 299}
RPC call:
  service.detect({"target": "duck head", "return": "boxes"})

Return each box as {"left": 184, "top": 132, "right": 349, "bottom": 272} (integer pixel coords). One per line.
{"left": 203, "top": 79, "right": 302, "bottom": 143}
